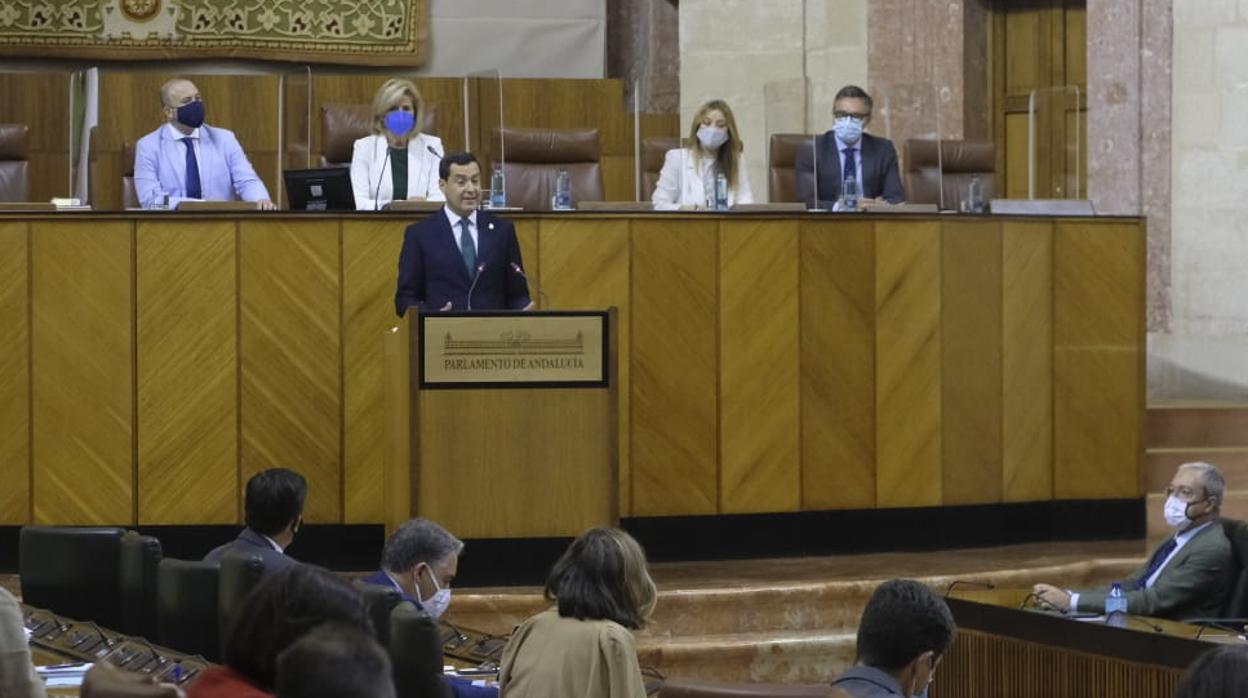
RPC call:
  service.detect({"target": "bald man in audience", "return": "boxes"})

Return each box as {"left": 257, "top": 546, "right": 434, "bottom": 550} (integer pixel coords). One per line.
{"left": 133, "top": 77, "right": 275, "bottom": 210}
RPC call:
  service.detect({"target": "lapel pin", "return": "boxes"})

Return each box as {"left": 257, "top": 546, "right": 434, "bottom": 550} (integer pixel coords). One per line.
{"left": 488, "top": 223, "right": 495, "bottom": 230}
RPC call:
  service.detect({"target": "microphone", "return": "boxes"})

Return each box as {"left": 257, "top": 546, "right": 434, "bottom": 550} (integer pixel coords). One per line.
{"left": 1018, "top": 592, "right": 1044, "bottom": 610}
{"left": 1193, "top": 620, "right": 1248, "bottom": 640}
{"left": 944, "top": 580, "right": 995, "bottom": 598}
{"left": 373, "top": 141, "right": 391, "bottom": 211}
{"left": 509, "top": 262, "right": 549, "bottom": 309}
{"left": 466, "top": 263, "right": 486, "bottom": 310}
{"left": 427, "top": 144, "right": 443, "bottom": 158}
{"left": 1105, "top": 610, "right": 1164, "bottom": 633}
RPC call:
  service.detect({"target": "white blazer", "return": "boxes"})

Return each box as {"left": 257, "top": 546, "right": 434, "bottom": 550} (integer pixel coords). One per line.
{"left": 651, "top": 148, "right": 754, "bottom": 210}
{"left": 350, "top": 132, "right": 446, "bottom": 210}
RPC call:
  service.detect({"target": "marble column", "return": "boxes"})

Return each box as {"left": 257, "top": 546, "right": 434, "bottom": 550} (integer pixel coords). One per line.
{"left": 607, "top": 0, "right": 680, "bottom": 113}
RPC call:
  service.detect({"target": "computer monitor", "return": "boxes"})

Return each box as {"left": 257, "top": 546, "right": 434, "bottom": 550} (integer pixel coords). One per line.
{"left": 284, "top": 167, "right": 355, "bottom": 211}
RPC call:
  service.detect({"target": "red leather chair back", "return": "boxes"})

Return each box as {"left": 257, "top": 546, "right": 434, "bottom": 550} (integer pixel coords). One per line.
{"left": 904, "top": 139, "right": 996, "bottom": 209}
{"left": 768, "top": 133, "right": 812, "bottom": 204}
{"left": 490, "top": 127, "right": 603, "bottom": 211}
{"left": 122, "top": 141, "right": 139, "bottom": 209}
{"left": 642, "top": 136, "right": 680, "bottom": 200}
{"left": 0, "top": 124, "right": 31, "bottom": 202}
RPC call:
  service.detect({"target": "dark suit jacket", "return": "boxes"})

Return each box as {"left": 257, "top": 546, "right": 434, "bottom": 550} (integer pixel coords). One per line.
{"left": 1074, "top": 521, "right": 1234, "bottom": 620}
{"left": 203, "top": 527, "right": 297, "bottom": 576}
{"left": 394, "top": 209, "right": 532, "bottom": 317}
{"left": 794, "top": 131, "right": 905, "bottom": 207}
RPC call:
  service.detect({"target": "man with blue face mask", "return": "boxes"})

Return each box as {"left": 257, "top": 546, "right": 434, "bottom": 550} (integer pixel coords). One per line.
{"left": 1033, "top": 461, "right": 1234, "bottom": 621}
{"left": 133, "top": 78, "right": 274, "bottom": 210}
{"left": 795, "top": 85, "right": 905, "bottom": 210}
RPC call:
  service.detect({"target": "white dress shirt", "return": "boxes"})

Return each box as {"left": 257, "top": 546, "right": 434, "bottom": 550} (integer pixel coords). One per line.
{"left": 443, "top": 207, "right": 479, "bottom": 254}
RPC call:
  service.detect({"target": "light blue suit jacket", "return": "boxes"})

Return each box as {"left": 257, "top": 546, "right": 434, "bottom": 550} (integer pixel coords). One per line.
{"left": 133, "top": 123, "right": 270, "bottom": 209}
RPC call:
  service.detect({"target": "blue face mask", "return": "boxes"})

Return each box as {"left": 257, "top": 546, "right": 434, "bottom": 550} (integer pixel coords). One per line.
{"left": 385, "top": 109, "right": 416, "bottom": 137}
{"left": 175, "top": 100, "right": 205, "bottom": 129}
{"left": 833, "top": 116, "right": 863, "bottom": 145}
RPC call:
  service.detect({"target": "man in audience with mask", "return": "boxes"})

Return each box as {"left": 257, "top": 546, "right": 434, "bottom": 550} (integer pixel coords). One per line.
{"left": 1033, "top": 461, "right": 1234, "bottom": 620}
{"left": 795, "top": 84, "right": 904, "bottom": 210}
{"left": 831, "top": 579, "right": 954, "bottom": 698}
{"left": 204, "top": 467, "right": 306, "bottom": 574}
{"left": 133, "top": 77, "right": 275, "bottom": 210}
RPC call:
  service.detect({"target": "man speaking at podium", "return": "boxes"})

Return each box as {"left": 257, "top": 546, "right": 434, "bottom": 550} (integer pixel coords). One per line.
{"left": 394, "top": 152, "right": 533, "bottom": 316}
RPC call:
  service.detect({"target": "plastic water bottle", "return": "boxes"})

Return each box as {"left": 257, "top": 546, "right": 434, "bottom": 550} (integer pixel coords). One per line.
{"left": 714, "top": 171, "right": 729, "bottom": 211}
{"left": 490, "top": 164, "right": 506, "bottom": 208}
{"left": 842, "top": 175, "right": 859, "bottom": 212}
{"left": 968, "top": 176, "right": 984, "bottom": 213}
{"left": 553, "top": 167, "right": 572, "bottom": 210}
{"left": 1105, "top": 582, "right": 1127, "bottom": 627}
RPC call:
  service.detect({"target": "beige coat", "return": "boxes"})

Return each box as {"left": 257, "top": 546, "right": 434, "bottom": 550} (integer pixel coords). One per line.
{"left": 0, "top": 587, "right": 46, "bottom": 698}
{"left": 499, "top": 608, "right": 646, "bottom": 698}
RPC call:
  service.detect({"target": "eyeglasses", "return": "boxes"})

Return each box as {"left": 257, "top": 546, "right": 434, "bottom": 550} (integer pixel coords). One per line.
{"left": 834, "top": 110, "right": 870, "bottom": 121}
{"left": 1165, "top": 485, "right": 1205, "bottom": 500}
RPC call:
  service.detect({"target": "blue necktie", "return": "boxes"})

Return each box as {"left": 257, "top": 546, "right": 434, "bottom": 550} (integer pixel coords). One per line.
{"left": 459, "top": 218, "right": 476, "bottom": 276}
{"left": 842, "top": 147, "right": 857, "bottom": 185}
{"left": 1135, "top": 537, "right": 1178, "bottom": 590}
{"left": 182, "top": 137, "right": 202, "bottom": 199}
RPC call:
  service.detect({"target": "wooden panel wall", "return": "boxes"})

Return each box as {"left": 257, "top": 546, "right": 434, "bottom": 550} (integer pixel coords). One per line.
{"left": 2, "top": 212, "right": 1144, "bottom": 527}
{"left": 0, "top": 73, "right": 72, "bottom": 202}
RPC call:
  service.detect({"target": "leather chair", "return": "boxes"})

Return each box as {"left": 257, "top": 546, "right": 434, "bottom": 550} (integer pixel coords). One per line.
{"left": 354, "top": 580, "right": 403, "bottom": 647}
{"left": 1220, "top": 517, "right": 1248, "bottom": 619}
{"left": 217, "top": 550, "right": 266, "bottom": 654}
{"left": 122, "top": 141, "right": 139, "bottom": 209}
{"left": 904, "top": 139, "right": 996, "bottom": 210}
{"left": 389, "top": 601, "right": 453, "bottom": 698}
{"left": 19, "top": 526, "right": 126, "bottom": 628}
{"left": 0, "top": 124, "right": 30, "bottom": 202}
{"left": 320, "top": 103, "right": 438, "bottom": 167}
{"left": 767, "top": 134, "right": 812, "bottom": 204}
{"left": 489, "top": 127, "right": 604, "bottom": 211}
{"left": 118, "top": 531, "right": 163, "bottom": 640}
{"left": 157, "top": 558, "right": 221, "bottom": 661}
{"left": 658, "top": 678, "right": 832, "bottom": 697}
{"left": 642, "top": 136, "right": 680, "bottom": 200}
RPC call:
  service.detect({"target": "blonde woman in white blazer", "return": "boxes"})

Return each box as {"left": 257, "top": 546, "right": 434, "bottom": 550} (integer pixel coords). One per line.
{"left": 652, "top": 99, "right": 753, "bottom": 210}
{"left": 350, "top": 78, "right": 446, "bottom": 211}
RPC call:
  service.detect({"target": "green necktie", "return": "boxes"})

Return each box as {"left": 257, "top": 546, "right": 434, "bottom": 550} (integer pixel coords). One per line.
{"left": 459, "top": 218, "right": 476, "bottom": 276}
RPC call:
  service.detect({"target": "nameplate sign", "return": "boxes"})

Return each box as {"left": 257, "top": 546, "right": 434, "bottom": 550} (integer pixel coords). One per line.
{"left": 419, "top": 312, "right": 609, "bottom": 389}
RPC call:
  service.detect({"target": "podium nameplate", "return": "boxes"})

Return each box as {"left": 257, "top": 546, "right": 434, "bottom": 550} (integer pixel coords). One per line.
{"left": 419, "top": 311, "right": 609, "bottom": 388}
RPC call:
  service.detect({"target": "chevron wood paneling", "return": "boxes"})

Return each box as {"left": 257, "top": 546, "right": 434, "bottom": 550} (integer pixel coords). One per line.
{"left": 240, "top": 220, "right": 342, "bottom": 523}
{"left": 800, "top": 220, "right": 876, "bottom": 510}
{"left": 631, "top": 218, "right": 718, "bottom": 516}
{"left": 342, "top": 220, "right": 405, "bottom": 523}
{"left": 1002, "top": 222, "right": 1054, "bottom": 502}
{"left": 941, "top": 220, "right": 1003, "bottom": 505}
{"left": 875, "top": 220, "right": 942, "bottom": 508}
{"left": 513, "top": 218, "right": 540, "bottom": 298}
{"left": 31, "top": 221, "right": 134, "bottom": 524}
{"left": 1054, "top": 221, "right": 1143, "bottom": 499}
{"left": 537, "top": 218, "right": 632, "bottom": 514}
{"left": 136, "top": 221, "right": 238, "bottom": 524}
{"left": 0, "top": 223, "right": 29, "bottom": 524}
{"left": 719, "top": 220, "right": 800, "bottom": 513}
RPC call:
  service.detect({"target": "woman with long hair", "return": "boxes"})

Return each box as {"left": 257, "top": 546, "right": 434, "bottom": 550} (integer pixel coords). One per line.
{"left": 350, "top": 78, "right": 445, "bottom": 210}
{"left": 652, "top": 99, "right": 753, "bottom": 210}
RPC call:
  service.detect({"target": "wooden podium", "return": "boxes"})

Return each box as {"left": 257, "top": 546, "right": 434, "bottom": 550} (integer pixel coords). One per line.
{"left": 383, "top": 310, "right": 618, "bottom": 539}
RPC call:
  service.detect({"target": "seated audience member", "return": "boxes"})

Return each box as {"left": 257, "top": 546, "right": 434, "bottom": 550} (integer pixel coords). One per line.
{"left": 499, "top": 528, "right": 656, "bottom": 698}
{"left": 651, "top": 99, "right": 753, "bottom": 210}
{"left": 133, "top": 78, "right": 274, "bottom": 210}
{"left": 830, "top": 579, "right": 955, "bottom": 698}
{"left": 351, "top": 78, "right": 446, "bottom": 210}
{"left": 794, "top": 84, "right": 905, "bottom": 209}
{"left": 189, "top": 565, "right": 371, "bottom": 698}
{"left": 0, "top": 587, "right": 46, "bottom": 698}
{"left": 81, "top": 662, "right": 181, "bottom": 698}
{"left": 204, "top": 468, "right": 307, "bottom": 574}
{"left": 1173, "top": 645, "right": 1248, "bottom": 698}
{"left": 1033, "top": 461, "right": 1233, "bottom": 620}
{"left": 275, "top": 624, "right": 396, "bottom": 698}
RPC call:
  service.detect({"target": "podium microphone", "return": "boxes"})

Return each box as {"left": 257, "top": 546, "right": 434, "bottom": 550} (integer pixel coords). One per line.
{"left": 944, "top": 580, "right": 995, "bottom": 598}
{"left": 509, "top": 262, "right": 549, "bottom": 309}
{"left": 467, "top": 263, "right": 486, "bottom": 310}
{"left": 427, "top": 144, "right": 444, "bottom": 159}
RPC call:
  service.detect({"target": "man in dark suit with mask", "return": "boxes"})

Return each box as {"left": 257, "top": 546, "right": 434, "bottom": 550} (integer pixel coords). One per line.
{"left": 394, "top": 152, "right": 532, "bottom": 316}
{"left": 795, "top": 85, "right": 905, "bottom": 210}
{"left": 204, "top": 468, "right": 306, "bottom": 575}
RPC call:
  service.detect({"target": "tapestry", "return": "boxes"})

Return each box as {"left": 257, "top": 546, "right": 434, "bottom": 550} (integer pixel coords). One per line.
{"left": 0, "top": 0, "right": 429, "bottom": 67}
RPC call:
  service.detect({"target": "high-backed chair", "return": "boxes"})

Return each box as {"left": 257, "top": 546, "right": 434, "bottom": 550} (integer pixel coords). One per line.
{"left": 659, "top": 678, "right": 832, "bottom": 697}
{"left": 389, "top": 601, "right": 453, "bottom": 698}
{"left": 904, "top": 138, "right": 996, "bottom": 210}
{"left": 642, "top": 136, "right": 680, "bottom": 200}
{"left": 320, "top": 103, "right": 439, "bottom": 167}
{"left": 19, "top": 526, "right": 126, "bottom": 628}
{"left": 490, "top": 127, "right": 604, "bottom": 211}
{"left": 118, "top": 531, "right": 163, "bottom": 640}
{"left": 121, "top": 141, "right": 139, "bottom": 209}
{"left": 354, "top": 580, "right": 403, "bottom": 647}
{"left": 1220, "top": 517, "right": 1248, "bottom": 619}
{"left": 767, "top": 133, "right": 812, "bottom": 204}
{"left": 0, "top": 124, "right": 31, "bottom": 202}
{"left": 157, "top": 558, "right": 221, "bottom": 661}
{"left": 217, "top": 550, "right": 266, "bottom": 654}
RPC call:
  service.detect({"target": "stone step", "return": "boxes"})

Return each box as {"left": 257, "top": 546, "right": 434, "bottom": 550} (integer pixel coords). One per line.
{"left": 1147, "top": 403, "right": 1248, "bottom": 449}
{"left": 1144, "top": 448, "right": 1248, "bottom": 491}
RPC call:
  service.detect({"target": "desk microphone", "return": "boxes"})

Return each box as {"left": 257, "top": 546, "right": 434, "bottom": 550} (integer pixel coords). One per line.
{"left": 1193, "top": 620, "right": 1248, "bottom": 640}
{"left": 427, "top": 144, "right": 443, "bottom": 159}
{"left": 466, "top": 263, "right": 486, "bottom": 310}
{"left": 1105, "top": 610, "right": 1164, "bottom": 633}
{"left": 1018, "top": 592, "right": 1044, "bottom": 610}
{"left": 373, "top": 143, "right": 391, "bottom": 212}
{"left": 944, "top": 580, "right": 995, "bottom": 598}
{"left": 509, "top": 262, "right": 549, "bottom": 309}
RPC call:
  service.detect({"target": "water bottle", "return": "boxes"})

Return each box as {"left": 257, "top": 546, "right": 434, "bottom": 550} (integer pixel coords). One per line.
{"left": 490, "top": 163, "right": 506, "bottom": 208}
{"left": 968, "top": 176, "right": 984, "bottom": 214}
{"left": 842, "top": 175, "right": 859, "bottom": 212}
{"left": 1105, "top": 582, "right": 1127, "bottom": 627}
{"left": 714, "top": 171, "right": 729, "bottom": 211}
{"left": 553, "top": 167, "right": 572, "bottom": 210}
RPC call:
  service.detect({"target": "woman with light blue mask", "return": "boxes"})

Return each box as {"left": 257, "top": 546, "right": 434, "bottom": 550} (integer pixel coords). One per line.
{"left": 651, "top": 99, "right": 754, "bottom": 210}
{"left": 350, "top": 78, "right": 446, "bottom": 211}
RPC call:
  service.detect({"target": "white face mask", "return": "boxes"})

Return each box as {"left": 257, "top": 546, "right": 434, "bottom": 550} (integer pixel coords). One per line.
{"left": 1163, "top": 495, "right": 1196, "bottom": 529}
{"left": 833, "top": 116, "right": 864, "bottom": 145}
{"left": 416, "top": 564, "right": 453, "bottom": 620}
{"left": 697, "top": 125, "right": 729, "bottom": 150}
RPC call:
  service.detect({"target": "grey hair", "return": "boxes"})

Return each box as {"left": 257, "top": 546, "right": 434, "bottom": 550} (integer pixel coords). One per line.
{"left": 1179, "top": 461, "right": 1225, "bottom": 507}
{"left": 381, "top": 518, "right": 464, "bottom": 574}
